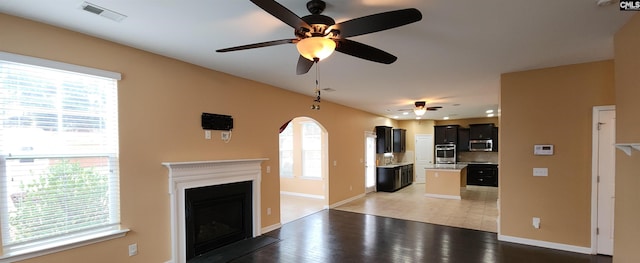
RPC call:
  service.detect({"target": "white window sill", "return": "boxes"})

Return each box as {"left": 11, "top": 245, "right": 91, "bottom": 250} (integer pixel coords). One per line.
{"left": 0, "top": 228, "right": 129, "bottom": 263}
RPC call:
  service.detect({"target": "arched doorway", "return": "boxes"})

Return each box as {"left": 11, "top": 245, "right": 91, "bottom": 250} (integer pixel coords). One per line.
{"left": 278, "top": 117, "right": 328, "bottom": 224}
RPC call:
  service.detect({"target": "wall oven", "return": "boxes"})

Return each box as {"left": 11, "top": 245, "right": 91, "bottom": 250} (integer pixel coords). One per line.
{"left": 435, "top": 144, "right": 456, "bottom": 164}
{"left": 469, "top": 139, "right": 493, "bottom": 152}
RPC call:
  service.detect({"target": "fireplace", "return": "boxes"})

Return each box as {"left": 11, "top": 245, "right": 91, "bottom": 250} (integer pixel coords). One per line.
{"left": 163, "top": 159, "right": 266, "bottom": 263}
{"left": 185, "top": 181, "right": 252, "bottom": 260}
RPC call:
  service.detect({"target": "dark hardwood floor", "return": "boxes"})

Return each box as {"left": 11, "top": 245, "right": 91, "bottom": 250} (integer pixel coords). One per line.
{"left": 231, "top": 210, "right": 611, "bottom": 263}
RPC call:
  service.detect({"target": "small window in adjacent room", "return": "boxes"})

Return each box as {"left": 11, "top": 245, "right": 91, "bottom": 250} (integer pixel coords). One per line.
{"left": 279, "top": 123, "right": 293, "bottom": 177}
{"left": 0, "top": 52, "right": 123, "bottom": 259}
{"left": 301, "top": 122, "right": 321, "bottom": 178}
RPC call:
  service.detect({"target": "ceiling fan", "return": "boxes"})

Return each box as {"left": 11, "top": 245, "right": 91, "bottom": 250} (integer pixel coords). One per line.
{"left": 397, "top": 101, "right": 442, "bottom": 116}
{"left": 216, "top": 0, "right": 422, "bottom": 75}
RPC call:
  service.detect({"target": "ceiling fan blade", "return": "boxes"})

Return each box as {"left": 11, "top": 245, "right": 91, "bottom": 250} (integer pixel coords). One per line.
{"left": 335, "top": 39, "right": 397, "bottom": 64}
{"left": 335, "top": 8, "right": 422, "bottom": 38}
{"left": 216, "top": 39, "right": 296, "bottom": 52}
{"left": 296, "top": 55, "right": 314, "bottom": 75}
{"left": 250, "top": 0, "right": 310, "bottom": 29}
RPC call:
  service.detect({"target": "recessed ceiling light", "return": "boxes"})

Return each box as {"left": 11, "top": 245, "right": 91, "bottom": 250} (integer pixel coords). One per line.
{"left": 486, "top": 110, "right": 494, "bottom": 114}
{"left": 393, "top": 116, "right": 399, "bottom": 119}
{"left": 488, "top": 114, "right": 495, "bottom": 117}
{"left": 443, "top": 117, "right": 450, "bottom": 120}
{"left": 402, "top": 112, "right": 409, "bottom": 115}
{"left": 416, "top": 117, "right": 422, "bottom": 120}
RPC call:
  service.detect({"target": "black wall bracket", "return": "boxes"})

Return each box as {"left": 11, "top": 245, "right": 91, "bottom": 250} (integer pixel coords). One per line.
{"left": 201, "top": 113, "right": 233, "bottom": 131}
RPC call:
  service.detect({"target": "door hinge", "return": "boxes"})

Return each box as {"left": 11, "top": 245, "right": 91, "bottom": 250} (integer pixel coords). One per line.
{"left": 596, "top": 227, "right": 600, "bottom": 235}
{"left": 597, "top": 122, "right": 605, "bottom": 131}
{"left": 597, "top": 176, "right": 600, "bottom": 183}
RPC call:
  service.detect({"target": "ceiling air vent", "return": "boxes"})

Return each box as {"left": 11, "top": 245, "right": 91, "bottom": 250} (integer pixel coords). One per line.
{"left": 81, "top": 2, "right": 127, "bottom": 22}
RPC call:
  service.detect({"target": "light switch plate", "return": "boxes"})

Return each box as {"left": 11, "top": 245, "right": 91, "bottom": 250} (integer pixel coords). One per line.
{"left": 533, "top": 168, "right": 548, "bottom": 176}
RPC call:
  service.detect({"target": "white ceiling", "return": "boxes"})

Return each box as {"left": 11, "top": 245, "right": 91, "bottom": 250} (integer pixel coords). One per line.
{"left": 0, "top": 0, "right": 633, "bottom": 120}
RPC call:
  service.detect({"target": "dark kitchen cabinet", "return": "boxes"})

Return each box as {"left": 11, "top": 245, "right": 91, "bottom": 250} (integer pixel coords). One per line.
{"left": 492, "top": 127, "right": 499, "bottom": 152}
{"left": 375, "top": 126, "right": 392, "bottom": 153}
{"left": 467, "top": 164, "right": 498, "bottom": 187}
{"left": 457, "top": 128, "right": 470, "bottom": 152}
{"left": 393, "top": 128, "right": 406, "bottom": 153}
{"left": 434, "top": 125, "right": 459, "bottom": 145}
{"left": 376, "top": 164, "right": 414, "bottom": 192}
{"left": 469, "top": 123, "right": 495, "bottom": 139}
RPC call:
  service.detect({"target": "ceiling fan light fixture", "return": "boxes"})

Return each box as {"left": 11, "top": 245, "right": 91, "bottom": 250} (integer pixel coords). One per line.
{"left": 414, "top": 101, "right": 426, "bottom": 116}
{"left": 296, "top": 37, "right": 336, "bottom": 61}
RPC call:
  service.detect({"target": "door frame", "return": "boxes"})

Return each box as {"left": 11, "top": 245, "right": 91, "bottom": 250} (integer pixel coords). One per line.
{"left": 364, "top": 131, "right": 376, "bottom": 193}
{"left": 414, "top": 134, "right": 434, "bottom": 184}
{"left": 590, "top": 105, "right": 615, "bottom": 254}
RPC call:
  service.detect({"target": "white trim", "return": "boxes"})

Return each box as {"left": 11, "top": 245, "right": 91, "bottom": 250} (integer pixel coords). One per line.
{"left": 591, "top": 105, "right": 615, "bottom": 254}
{"left": 329, "top": 193, "right": 365, "bottom": 208}
{"left": 162, "top": 159, "right": 267, "bottom": 263}
{"left": 280, "top": 191, "right": 325, "bottom": 199}
{"left": 261, "top": 223, "right": 282, "bottom": 234}
{"left": 614, "top": 143, "right": 640, "bottom": 156}
{"left": 0, "top": 229, "right": 129, "bottom": 263}
{"left": 424, "top": 193, "right": 461, "bottom": 200}
{"left": 498, "top": 234, "right": 592, "bottom": 254}
{"left": 0, "top": 51, "right": 121, "bottom": 80}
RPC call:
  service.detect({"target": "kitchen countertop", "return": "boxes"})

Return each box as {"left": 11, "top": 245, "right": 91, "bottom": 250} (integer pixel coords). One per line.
{"left": 457, "top": 162, "right": 498, "bottom": 165}
{"left": 424, "top": 163, "right": 468, "bottom": 171}
{"left": 376, "top": 162, "right": 414, "bottom": 168}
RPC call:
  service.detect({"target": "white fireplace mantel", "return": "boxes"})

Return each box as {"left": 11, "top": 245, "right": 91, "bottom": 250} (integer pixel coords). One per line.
{"left": 162, "top": 158, "right": 267, "bottom": 263}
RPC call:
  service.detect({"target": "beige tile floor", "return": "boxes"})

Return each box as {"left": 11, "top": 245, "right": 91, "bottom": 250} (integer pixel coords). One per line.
{"left": 280, "top": 184, "right": 499, "bottom": 232}
{"left": 280, "top": 194, "right": 326, "bottom": 224}
{"left": 334, "top": 184, "right": 499, "bottom": 232}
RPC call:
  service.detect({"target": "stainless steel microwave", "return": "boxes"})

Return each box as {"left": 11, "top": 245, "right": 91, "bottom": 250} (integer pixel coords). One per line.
{"left": 469, "top": 139, "right": 493, "bottom": 151}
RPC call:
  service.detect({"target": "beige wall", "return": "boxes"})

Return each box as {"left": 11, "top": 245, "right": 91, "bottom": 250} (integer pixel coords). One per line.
{"left": 0, "top": 14, "right": 392, "bottom": 263}
{"left": 398, "top": 119, "right": 435, "bottom": 152}
{"left": 613, "top": 13, "right": 640, "bottom": 263}
{"left": 435, "top": 117, "right": 499, "bottom": 127}
{"left": 500, "top": 60, "right": 615, "bottom": 247}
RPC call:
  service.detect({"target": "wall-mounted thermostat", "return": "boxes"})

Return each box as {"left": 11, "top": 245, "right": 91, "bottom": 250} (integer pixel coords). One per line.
{"left": 534, "top": 144, "right": 554, "bottom": 155}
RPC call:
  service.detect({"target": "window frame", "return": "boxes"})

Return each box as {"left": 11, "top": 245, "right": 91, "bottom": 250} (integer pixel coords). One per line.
{"left": 300, "top": 122, "right": 322, "bottom": 179}
{"left": 0, "top": 52, "right": 128, "bottom": 262}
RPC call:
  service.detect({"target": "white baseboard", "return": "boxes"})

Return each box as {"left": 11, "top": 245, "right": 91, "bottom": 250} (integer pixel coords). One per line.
{"left": 280, "top": 191, "right": 325, "bottom": 200}
{"left": 498, "top": 234, "right": 592, "bottom": 254}
{"left": 261, "top": 223, "right": 281, "bottom": 234}
{"left": 424, "top": 193, "right": 461, "bottom": 200}
{"left": 329, "top": 193, "right": 365, "bottom": 208}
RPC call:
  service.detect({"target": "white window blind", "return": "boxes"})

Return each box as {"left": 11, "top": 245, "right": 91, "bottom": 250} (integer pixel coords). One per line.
{"left": 0, "top": 54, "right": 120, "bottom": 253}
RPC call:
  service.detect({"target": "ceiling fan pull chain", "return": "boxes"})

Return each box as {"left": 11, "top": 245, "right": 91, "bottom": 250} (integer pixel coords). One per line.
{"left": 315, "top": 61, "right": 321, "bottom": 103}
{"left": 311, "top": 60, "right": 321, "bottom": 110}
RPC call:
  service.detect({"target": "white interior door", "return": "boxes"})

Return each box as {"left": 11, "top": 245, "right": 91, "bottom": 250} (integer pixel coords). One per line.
{"left": 595, "top": 108, "right": 615, "bottom": 255}
{"left": 365, "top": 132, "right": 376, "bottom": 193}
{"left": 414, "top": 134, "right": 434, "bottom": 183}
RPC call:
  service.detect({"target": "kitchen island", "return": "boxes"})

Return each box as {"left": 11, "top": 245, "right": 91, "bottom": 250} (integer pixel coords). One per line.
{"left": 376, "top": 163, "right": 414, "bottom": 192}
{"left": 424, "top": 164, "right": 467, "bottom": 200}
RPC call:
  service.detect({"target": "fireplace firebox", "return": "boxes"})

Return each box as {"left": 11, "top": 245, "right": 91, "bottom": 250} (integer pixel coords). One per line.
{"left": 185, "top": 181, "right": 252, "bottom": 260}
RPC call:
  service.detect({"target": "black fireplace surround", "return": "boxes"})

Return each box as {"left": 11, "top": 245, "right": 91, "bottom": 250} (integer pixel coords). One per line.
{"left": 185, "top": 181, "right": 253, "bottom": 260}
